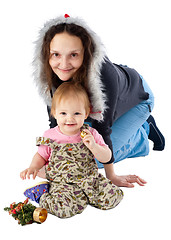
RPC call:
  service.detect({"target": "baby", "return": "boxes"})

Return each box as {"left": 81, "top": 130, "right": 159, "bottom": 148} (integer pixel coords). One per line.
{"left": 20, "top": 82, "right": 123, "bottom": 218}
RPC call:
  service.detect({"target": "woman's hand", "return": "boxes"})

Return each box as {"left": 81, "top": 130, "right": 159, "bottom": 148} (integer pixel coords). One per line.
{"left": 20, "top": 167, "right": 39, "bottom": 180}
{"left": 110, "top": 174, "right": 147, "bottom": 188}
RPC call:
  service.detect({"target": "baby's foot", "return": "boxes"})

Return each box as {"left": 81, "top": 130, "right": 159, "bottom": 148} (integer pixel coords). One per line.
{"left": 24, "top": 181, "right": 49, "bottom": 203}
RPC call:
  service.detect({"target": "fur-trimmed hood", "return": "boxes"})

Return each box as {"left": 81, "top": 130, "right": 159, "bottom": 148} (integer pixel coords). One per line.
{"left": 32, "top": 15, "right": 107, "bottom": 121}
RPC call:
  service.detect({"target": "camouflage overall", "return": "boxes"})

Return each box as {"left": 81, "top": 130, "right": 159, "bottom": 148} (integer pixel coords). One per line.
{"left": 36, "top": 127, "right": 124, "bottom": 218}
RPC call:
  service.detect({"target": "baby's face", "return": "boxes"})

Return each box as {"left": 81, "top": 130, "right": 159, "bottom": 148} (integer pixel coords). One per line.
{"left": 54, "top": 96, "right": 88, "bottom": 136}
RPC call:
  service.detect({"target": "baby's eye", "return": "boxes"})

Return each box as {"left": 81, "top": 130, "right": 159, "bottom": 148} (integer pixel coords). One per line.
{"left": 60, "top": 112, "right": 66, "bottom": 115}
{"left": 74, "top": 112, "right": 81, "bottom": 115}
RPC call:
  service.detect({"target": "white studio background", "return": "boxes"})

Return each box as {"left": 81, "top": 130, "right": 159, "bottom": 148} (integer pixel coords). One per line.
{"left": 0, "top": 0, "right": 170, "bottom": 239}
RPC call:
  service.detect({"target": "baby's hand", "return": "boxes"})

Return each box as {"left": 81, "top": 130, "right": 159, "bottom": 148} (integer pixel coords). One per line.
{"left": 81, "top": 129, "right": 96, "bottom": 150}
{"left": 20, "top": 167, "right": 39, "bottom": 180}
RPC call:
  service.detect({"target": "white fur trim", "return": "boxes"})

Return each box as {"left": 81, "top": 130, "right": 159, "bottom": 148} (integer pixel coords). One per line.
{"left": 32, "top": 15, "right": 107, "bottom": 121}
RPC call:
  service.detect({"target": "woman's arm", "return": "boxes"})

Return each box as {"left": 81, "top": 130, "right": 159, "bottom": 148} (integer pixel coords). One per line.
{"left": 104, "top": 163, "right": 147, "bottom": 187}
{"left": 91, "top": 60, "right": 120, "bottom": 164}
{"left": 47, "top": 105, "right": 57, "bottom": 128}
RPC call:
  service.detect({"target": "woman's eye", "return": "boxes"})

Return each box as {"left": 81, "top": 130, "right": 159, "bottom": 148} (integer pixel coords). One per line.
{"left": 50, "top": 53, "right": 60, "bottom": 58}
{"left": 71, "top": 53, "right": 78, "bottom": 57}
{"left": 60, "top": 112, "right": 66, "bottom": 115}
{"left": 75, "top": 112, "right": 81, "bottom": 115}
{"left": 53, "top": 53, "right": 59, "bottom": 57}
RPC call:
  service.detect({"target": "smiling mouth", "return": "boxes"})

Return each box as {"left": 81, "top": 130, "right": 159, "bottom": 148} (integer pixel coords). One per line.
{"left": 65, "top": 123, "right": 76, "bottom": 127}
{"left": 58, "top": 68, "right": 73, "bottom": 72}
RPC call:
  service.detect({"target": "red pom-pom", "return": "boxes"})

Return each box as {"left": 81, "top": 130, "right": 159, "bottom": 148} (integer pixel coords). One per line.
{"left": 64, "top": 14, "right": 70, "bottom": 18}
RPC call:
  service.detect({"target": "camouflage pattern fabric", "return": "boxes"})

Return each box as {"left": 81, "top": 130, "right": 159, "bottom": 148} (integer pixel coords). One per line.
{"left": 36, "top": 126, "right": 124, "bottom": 218}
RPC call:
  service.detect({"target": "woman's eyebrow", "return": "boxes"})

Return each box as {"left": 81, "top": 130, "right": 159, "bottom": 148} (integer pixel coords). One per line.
{"left": 50, "top": 50, "right": 59, "bottom": 53}
{"left": 50, "top": 48, "right": 83, "bottom": 53}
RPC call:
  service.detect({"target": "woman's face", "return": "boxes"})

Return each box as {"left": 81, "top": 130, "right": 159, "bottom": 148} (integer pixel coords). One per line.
{"left": 49, "top": 32, "right": 84, "bottom": 81}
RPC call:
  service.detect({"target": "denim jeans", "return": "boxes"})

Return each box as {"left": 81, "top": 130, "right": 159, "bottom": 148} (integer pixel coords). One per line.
{"left": 96, "top": 75, "right": 154, "bottom": 168}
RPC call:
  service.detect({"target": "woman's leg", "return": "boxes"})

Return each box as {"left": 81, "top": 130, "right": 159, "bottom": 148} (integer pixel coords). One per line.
{"left": 147, "top": 115, "right": 165, "bottom": 150}
{"left": 97, "top": 76, "right": 154, "bottom": 168}
{"left": 112, "top": 76, "right": 154, "bottom": 162}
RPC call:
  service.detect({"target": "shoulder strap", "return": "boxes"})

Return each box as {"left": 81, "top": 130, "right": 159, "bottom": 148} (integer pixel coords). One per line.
{"left": 36, "top": 137, "right": 54, "bottom": 148}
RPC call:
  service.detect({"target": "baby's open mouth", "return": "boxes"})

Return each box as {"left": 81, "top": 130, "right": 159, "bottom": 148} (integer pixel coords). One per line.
{"left": 65, "top": 123, "right": 76, "bottom": 126}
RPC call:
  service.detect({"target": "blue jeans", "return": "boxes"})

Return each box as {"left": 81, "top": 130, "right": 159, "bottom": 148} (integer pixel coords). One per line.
{"left": 96, "top": 76, "right": 154, "bottom": 168}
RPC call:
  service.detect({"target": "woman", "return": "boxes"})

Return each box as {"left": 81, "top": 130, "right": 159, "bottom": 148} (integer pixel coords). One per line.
{"left": 33, "top": 14, "right": 165, "bottom": 187}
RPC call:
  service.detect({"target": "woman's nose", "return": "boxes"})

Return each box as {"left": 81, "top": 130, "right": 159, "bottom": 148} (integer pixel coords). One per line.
{"left": 60, "top": 56, "right": 69, "bottom": 69}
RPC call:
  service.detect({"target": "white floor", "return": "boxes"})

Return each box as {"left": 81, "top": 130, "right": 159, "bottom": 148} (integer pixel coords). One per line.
{"left": 1, "top": 140, "right": 170, "bottom": 240}
{"left": 1, "top": 0, "right": 170, "bottom": 239}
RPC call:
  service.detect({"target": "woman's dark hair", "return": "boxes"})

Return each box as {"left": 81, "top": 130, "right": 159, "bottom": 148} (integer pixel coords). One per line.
{"left": 41, "top": 23, "right": 95, "bottom": 92}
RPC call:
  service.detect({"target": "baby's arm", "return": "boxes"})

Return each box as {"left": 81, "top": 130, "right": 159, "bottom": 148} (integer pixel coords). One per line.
{"left": 82, "top": 129, "right": 112, "bottom": 163}
{"left": 20, "top": 152, "right": 46, "bottom": 180}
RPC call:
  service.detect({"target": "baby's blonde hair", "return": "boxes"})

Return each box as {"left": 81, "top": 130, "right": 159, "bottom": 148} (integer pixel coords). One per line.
{"left": 51, "top": 82, "right": 91, "bottom": 117}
